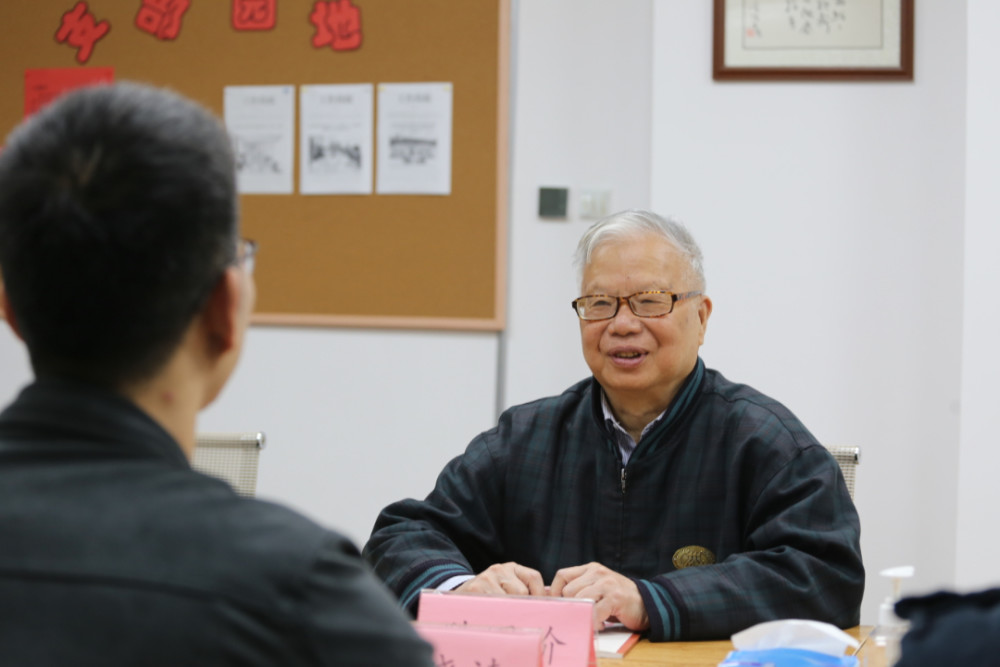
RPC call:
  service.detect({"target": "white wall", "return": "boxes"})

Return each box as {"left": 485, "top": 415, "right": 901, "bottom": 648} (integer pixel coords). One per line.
{"left": 957, "top": 2, "right": 1000, "bottom": 590}
{"left": 650, "top": 4, "right": 968, "bottom": 624}
{"left": 198, "top": 327, "right": 499, "bottom": 546}
{"left": 0, "top": 327, "right": 31, "bottom": 408}
{"left": 501, "top": 0, "right": 653, "bottom": 406}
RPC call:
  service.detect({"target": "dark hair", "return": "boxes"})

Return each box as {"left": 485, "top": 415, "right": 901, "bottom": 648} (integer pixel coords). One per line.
{"left": 0, "top": 82, "right": 239, "bottom": 388}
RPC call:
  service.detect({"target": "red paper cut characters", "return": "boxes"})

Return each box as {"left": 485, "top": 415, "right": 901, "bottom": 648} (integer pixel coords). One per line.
{"left": 233, "top": 0, "right": 276, "bottom": 31}
{"left": 135, "top": 0, "right": 191, "bottom": 41}
{"left": 55, "top": 2, "right": 111, "bottom": 65}
{"left": 309, "top": 0, "right": 362, "bottom": 52}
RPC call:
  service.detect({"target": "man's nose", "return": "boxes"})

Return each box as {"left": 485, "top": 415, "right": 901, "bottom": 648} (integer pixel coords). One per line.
{"left": 609, "top": 297, "right": 641, "bottom": 330}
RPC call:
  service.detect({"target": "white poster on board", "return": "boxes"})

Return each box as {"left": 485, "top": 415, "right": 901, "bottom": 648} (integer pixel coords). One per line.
{"left": 376, "top": 82, "right": 453, "bottom": 195}
{"left": 300, "top": 83, "right": 373, "bottom": 195}
{"left": 224, "top": 85, "right": 295, "bottom": 195}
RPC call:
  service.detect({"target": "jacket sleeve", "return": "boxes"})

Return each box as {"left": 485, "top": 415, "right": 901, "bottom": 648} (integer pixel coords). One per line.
{"left": 298, "top": 533, "right": 437, "bottom": 666}
{"left": 635, "top": 444, "right": 865, "bottom": 641}
{"left": 362, "top": 430, "right": 508, "bottom": 615}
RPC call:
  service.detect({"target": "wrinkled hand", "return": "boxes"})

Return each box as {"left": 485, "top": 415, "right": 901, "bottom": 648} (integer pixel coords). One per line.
{"left": 549, "top": 562, "right": 650, "bottom": 632}
{"left": 456, "top": 562, "right": 547, "bottom": 596}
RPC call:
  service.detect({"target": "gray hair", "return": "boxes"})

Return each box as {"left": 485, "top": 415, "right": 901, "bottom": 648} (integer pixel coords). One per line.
{"left": 573, "top": 209, "right": 706, "bottom": 290}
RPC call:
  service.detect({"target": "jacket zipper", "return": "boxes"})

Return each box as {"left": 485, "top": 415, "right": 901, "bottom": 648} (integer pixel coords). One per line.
{"left": 620, "top": 466, "right": 627, "bottom": 495}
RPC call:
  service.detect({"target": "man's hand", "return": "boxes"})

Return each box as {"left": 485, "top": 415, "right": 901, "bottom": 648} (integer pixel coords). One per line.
{"left": 549, "top": 562, "right": 650, "bottom": 632}
{"left": 456, "top": 562, "right": 547, "bottom": 596}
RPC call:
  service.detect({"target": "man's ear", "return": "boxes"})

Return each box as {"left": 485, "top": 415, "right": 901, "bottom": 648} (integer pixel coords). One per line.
{"left": 0, "top": 284, "right": 25, "bottom": 342}
{"left": 696, "top": 295, "right": 713, "bottom": 345}
{"left": 200, "top": 267, "right": 241, "bottom": 357}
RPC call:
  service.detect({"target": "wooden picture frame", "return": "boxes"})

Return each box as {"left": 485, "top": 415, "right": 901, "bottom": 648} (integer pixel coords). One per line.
{"left": 713, "top": 0, "right": 914, "bottom": 81}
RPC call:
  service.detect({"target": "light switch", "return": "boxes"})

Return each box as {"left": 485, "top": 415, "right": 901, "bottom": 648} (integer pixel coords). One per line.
{"left": 579, "top": 189, "right": 611, "bottom": 219}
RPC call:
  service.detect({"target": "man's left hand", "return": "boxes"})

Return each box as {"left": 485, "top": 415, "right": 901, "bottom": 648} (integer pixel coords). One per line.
{"left": 549, "top": 562, "right": 650, "bottom": 633}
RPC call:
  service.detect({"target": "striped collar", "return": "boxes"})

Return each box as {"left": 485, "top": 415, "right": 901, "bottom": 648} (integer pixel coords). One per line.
{"left": 597, "top": 357, "right": 706, "bottom": 464}
{"left": 601, "top": 392, "right": 665, "bottom": 464}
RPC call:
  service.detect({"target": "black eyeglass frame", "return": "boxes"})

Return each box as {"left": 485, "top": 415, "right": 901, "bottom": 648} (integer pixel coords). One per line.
{"left": 237, "top": 238, "right": 258, "bottom": 275}
{"left": 570, "top": 290, "right": 703, "bottom": 321}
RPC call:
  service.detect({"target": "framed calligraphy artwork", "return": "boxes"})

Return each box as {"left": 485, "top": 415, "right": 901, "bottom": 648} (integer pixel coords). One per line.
{"left": 713, "top": 0, "right": 914, "bottom": 81}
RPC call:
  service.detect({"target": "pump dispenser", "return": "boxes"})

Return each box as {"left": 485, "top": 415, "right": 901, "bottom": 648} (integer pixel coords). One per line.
{"left": 873, "top": 565, "right": 915, "bottom": 666}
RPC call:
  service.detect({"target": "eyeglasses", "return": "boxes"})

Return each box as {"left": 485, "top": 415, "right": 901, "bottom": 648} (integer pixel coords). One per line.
{"left": 571, "top": 290, "right": 702, "bottom": 320}
{"left": 237, "top": 238, "right": 258, "bottom": 276}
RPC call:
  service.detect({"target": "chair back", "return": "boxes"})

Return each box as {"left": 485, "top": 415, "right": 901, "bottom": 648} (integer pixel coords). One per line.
{"left": 192, "top": 431, "right": 265, "bottom": 497}
{"left": 824, "top": 445, "right": 860, "bottom": 500}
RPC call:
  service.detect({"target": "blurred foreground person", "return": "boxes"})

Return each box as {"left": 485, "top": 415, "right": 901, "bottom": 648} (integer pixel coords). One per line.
{"left": 0, "top": 82, "right": 433, "bottom": 666}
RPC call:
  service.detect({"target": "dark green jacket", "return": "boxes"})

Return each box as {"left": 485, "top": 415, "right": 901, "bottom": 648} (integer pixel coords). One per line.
{"left": 364, "top": 359, "right": 864, "bottom": 641}
{"left": 0, "top": 378, "right": 433, "bottom": 666}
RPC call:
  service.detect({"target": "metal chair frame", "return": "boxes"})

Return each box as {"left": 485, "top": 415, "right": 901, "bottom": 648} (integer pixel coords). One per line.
{"left": 825, "top": 445, "right": 860, "bottom": 500}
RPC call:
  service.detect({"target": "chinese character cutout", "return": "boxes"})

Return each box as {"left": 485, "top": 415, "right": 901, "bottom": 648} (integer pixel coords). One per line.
{"left": 55, "top": 2, "right": 111, "bottom": 64}
{"left": 309, "top": 0, "right": 363, "bottom": 52}
{"left": 135, "top": 0, "right": 191, "bottom": 41}
{"left": 232, "top": 0, "right": 276, "bottom": 31}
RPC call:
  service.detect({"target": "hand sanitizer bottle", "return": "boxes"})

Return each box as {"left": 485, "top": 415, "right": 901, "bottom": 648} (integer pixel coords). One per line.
{"left": 871, "top": 565, "right": 915, "bottom": 666}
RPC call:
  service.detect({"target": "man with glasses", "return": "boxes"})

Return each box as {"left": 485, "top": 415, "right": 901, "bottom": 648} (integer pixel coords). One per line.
{"left": 364, "top": 209, "right": 864, "bottom": 641}
{"left": 0, "top": 83, "right": 432, "bottom": 665}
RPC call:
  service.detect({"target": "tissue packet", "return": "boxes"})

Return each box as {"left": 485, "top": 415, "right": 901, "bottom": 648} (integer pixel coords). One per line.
{"left": 731, "top": 619, "right": 860, "bottom": 656}
{"left": 719, "top": 647, "right": 859, "bottom": 667}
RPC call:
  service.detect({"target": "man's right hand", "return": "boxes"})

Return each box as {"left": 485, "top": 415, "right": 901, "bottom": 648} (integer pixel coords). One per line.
{"left": 455, "top": 562, "right": 547, "bottom": 596}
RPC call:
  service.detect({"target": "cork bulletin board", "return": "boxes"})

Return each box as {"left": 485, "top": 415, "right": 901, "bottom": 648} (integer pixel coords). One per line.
{"left": 0, "top": 1, "right": 510, "bottom": 331}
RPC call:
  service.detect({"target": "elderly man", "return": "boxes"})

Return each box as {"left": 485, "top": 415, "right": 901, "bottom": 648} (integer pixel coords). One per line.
{"left": 0, "top": 82, "right": 433, "bottom": 665}
{"left": 363, "top": 209, "right": 864, "bottom": 641}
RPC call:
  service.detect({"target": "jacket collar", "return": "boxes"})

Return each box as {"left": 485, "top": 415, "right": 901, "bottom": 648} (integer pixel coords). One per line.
{"left": 590, "top": 357, "right": 706, "bottom": 462}
{"left": 0, "top": 377, "right": 189, "bottom": 468}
